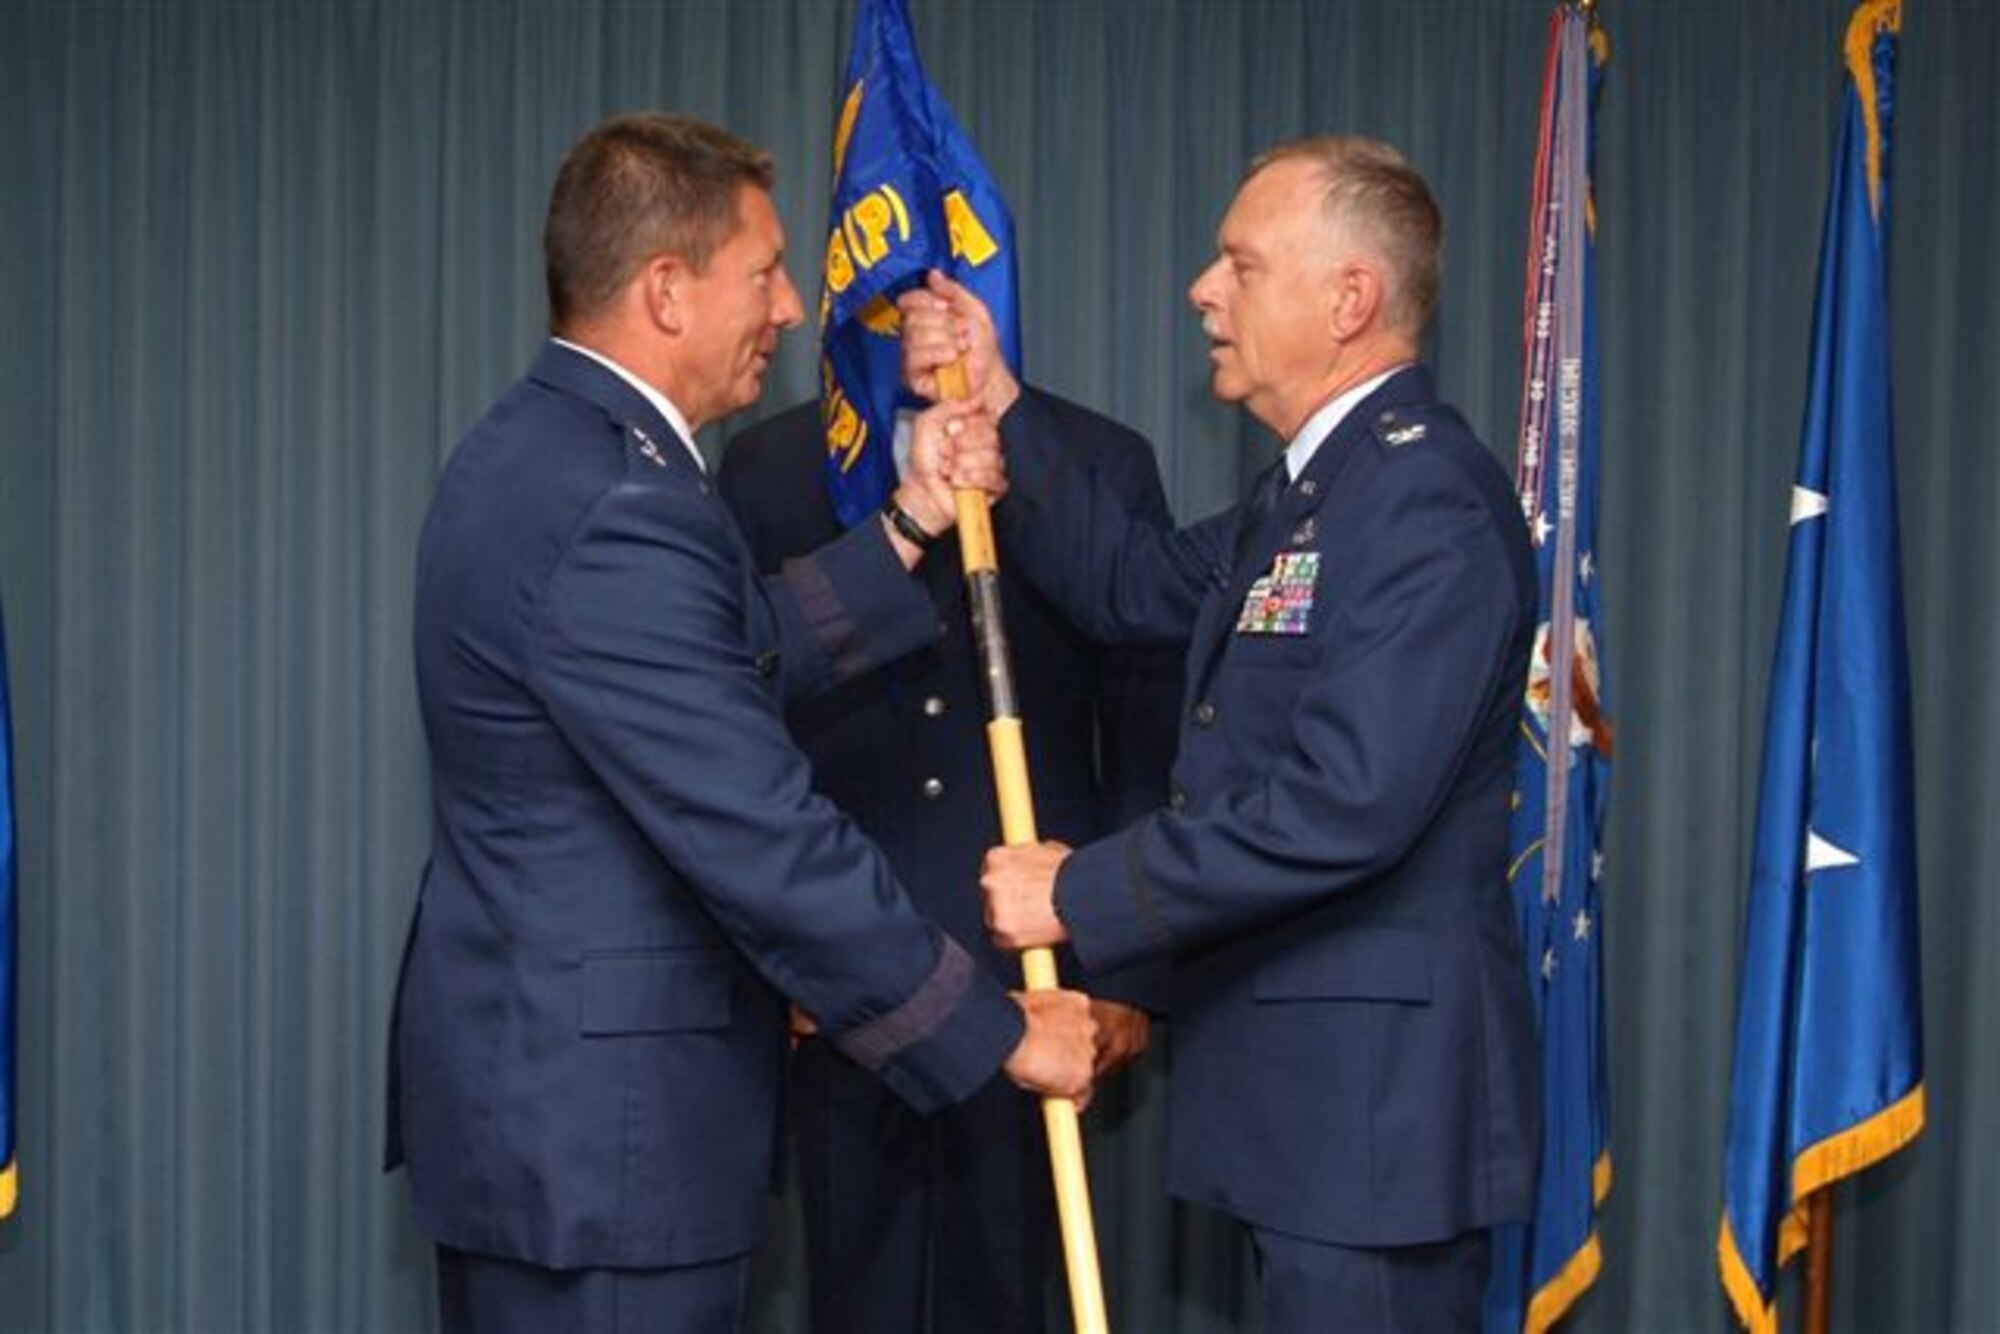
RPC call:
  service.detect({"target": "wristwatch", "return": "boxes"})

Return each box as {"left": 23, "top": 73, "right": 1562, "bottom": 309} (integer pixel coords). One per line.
{"left": 882, "top": 494, "right": 940, "bottom": 550}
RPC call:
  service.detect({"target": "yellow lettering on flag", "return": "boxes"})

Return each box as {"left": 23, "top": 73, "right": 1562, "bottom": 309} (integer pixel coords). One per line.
{"left": 824, "top": 227, "right": 857, "bottom": 297}
{"left": 831, "top": 81, "right": 864, "bottom": 183}
{"left": 943, "top": 189, "right": 1000, "bottom": 266}
{"left": 826, "top": 185, "right": 914, "bottom": 300}
{"left": 857, "top": 295, "right": 901, "bottom": 337}
{"left": 847, "top": 189, "right": 902, "bottom": 268}
{"left": 821, "top": 376, "right": 869, "bottom": 474}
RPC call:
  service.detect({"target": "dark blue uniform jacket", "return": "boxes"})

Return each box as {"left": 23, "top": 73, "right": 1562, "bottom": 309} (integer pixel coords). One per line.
{"left": 387, "top": 343, "right": 1024, "bottom": 1270}
{"left": 995, "top": 367, "right": 1543, "bottom": 1248}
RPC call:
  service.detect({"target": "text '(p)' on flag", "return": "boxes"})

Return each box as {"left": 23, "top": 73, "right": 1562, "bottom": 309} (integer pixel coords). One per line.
{"left": 818, "top": 0, "right": 1022, "bottom": 529}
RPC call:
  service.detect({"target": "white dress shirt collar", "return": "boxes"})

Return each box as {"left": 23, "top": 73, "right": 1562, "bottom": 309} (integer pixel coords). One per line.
{"left": 552, "top": 338, "right": 705, "bottom": 473}
{"left": 1283, "top": 363, "right": 1412, "bottom": 483}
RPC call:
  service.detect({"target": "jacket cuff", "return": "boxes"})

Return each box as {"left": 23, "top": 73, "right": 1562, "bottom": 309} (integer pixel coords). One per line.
{"left": 831, "top": 934, "right": 1025, "bottom": 1114}
{"left": 1081, "top": 956, "right": 1169, "bottom": 1015}
{"left": 995, "top": 389, "right": 1073, "bottom": 508}
{"left": 1055, "top": 820, "right": 1177, "bottom": 979}
{"left": 780, "top": 517, "right": 941, "bottom": 681}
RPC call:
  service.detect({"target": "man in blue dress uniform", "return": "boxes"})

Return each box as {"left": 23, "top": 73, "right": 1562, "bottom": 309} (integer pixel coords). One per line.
{"left": 384, "top": 112, "right": 1097, "bottom": 1334}
{"left": 907, "top": 136, "right": 1542, "bottom": 1334}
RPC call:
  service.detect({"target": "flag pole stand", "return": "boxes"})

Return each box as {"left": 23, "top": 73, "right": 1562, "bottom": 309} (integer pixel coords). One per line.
{"left": 940, "top": 363, "right": 1112, "bottom": 1334}
{"left": 1803, "top": 1189, "right": 1833, "bottom": 1334}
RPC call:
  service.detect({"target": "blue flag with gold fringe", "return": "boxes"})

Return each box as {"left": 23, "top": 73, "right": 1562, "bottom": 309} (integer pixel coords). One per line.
{"left": 1, "top": 607, "right": 18, "bottom": 1219}
{"left": 817, "top": 0, "right": 1022, "bottom": 528}
{"left": 1718, "top": 3, "right": 1924, "bottom": 1331}
{"left": 1485, "top": 7, "right": 1613, "bottom": 1332}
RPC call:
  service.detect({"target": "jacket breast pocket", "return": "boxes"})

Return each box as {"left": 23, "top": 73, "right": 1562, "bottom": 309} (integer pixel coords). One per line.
{"left": 1252, "top": 924, "right": 1432, "bottom": 1005}
{"left": 579, "top": 949, "right": 735, "bottom": 1035}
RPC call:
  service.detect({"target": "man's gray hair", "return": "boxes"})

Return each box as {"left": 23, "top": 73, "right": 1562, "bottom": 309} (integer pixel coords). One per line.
{"left": 1248, "top": 136, "right": 1444, "bottom": 336}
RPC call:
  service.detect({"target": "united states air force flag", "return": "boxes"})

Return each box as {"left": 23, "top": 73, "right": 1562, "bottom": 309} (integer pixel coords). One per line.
{"left": 1718, "top": 4, "right": 1924, "bottom": 1331}
{"left": 818, "top": 0, "right": 1022, "bottom": 528}
{"left": 1, "top": 608, "right": 19, "bottom": 1219}
{"left": 1486, "top": 7, "right": 1612, "bottom": 1332}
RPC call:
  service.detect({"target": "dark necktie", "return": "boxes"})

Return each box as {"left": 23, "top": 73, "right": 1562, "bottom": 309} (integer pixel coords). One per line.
{"left": 1234, "top": 459, "right": 1289, "bottom": 566}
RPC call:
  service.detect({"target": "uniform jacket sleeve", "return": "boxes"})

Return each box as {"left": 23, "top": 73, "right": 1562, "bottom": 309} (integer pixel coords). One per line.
{"left": 533, "top": 475, "right": 1023, "bottom": 1111}
{"left": 1049, "top": 402, "right": 1184, "bottom": 1012}
{"left": 995, "top": 389, "right": 1229, "bottom": 648}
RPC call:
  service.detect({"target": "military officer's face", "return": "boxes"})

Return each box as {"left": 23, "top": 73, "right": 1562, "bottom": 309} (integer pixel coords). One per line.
{"left": 1188, "top": 157, "right": 1342, "bottom": 441}
{"left": 673, "top": 185, "right": 806, "bottom": 431}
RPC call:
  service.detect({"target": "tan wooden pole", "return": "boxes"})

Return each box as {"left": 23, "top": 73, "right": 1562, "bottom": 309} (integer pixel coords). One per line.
{"left": 1804, "top": 1188, "right": 1833, "bottom": 1334}
{"left": 939, "top": 361, "right": 1111, "bottom": 1334}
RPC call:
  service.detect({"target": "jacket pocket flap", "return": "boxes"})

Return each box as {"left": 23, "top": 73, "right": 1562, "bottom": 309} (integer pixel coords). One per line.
{"left": 580, "top": 951, "right": 734, "bottom": 1035}
{"left": 1252, "top": 925, "right": 1431, "bottom": 1004}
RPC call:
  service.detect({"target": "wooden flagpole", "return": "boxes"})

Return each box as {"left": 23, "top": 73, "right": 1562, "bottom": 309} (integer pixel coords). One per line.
{"left": 939, "top": 362, "right": 1111, "bottom": 1334}
{"left": 1803, "top": 1189, "right": 1833, "bottom": 1334}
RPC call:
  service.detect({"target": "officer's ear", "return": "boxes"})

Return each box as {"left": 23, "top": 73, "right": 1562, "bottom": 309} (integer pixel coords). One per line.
{"left": 641, "top": 252, "right": 694, "bottom": 335}
{"left": 1327, "top": 258, "right": 1384, "bottom": 341}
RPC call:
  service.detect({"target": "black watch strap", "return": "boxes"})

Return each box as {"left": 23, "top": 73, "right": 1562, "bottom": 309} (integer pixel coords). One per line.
{"left": 882, "top": 495, "right": 939, "bottom": 549}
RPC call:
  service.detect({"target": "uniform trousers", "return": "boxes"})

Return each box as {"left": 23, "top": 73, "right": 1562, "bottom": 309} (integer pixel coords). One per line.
{"left": 792, "top": 1036, "right": 1055, "bottom": 1333}
{"left": 1250, "top": 1225, "right": 1491, "bottom": 1334}
{"left": 435, "top": 1244, "right": 751, "bottom": 1334}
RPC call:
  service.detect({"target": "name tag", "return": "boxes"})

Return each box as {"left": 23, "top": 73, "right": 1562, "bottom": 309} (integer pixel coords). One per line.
{"left": 1235, "top": 551, "right": 1319, "bottom": 636}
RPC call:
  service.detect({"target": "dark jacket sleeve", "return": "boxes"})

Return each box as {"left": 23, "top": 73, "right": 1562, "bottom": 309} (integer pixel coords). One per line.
{"left": 533, "top": 478, "right": 1022, "bottom": 1111}
{"left": 761, "top": 510, "right": 941, "bottom": 705}
{"left": 1043, "top": 400, "right": 1183, "bottom": 1013}
{"left": 1082, "top": 413, "right": 1184, "bottom": 829}
{"left": 996, "top": 389, "right": 1229, "bottom": 648}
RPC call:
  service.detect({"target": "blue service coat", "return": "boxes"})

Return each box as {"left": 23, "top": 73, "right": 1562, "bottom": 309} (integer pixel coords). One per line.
{"left": 995, "top": 367, "right": 1542, "bottom": 1248}
{"left": 386, "top": 342, "right": 1024, "bottom": 1272}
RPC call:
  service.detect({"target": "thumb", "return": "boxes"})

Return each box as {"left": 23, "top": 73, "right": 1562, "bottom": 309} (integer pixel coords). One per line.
{"left": 925, "top": 268, "right": 974, "bottom": 307}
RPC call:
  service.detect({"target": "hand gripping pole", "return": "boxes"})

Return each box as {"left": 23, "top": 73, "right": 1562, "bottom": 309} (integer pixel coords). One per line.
{"left": 940, "top": 362, "right": 1111, "bottom": 1334}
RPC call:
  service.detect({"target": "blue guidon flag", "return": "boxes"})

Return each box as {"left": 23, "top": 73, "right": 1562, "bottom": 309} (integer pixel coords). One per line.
{"left": 817, "top": 0, "right": 1022, "bottom": 528}
{"left": 1485, "top": 6, "right": 1613, "bottom": 1332}
{"left": 1718, "top": 3, "right": 1924, "bottom": 1331}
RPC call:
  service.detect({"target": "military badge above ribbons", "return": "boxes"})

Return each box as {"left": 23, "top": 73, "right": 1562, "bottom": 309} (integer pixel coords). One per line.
{"left": 817, "top": 0, "right": 1023, "bottom": 529}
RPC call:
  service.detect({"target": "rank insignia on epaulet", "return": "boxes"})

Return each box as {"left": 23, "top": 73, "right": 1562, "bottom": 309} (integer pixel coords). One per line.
{"left": 629, "top": 425, "right": 669, "bottom": 469}
{"left": 1378, "top": 414, "right": 1428, "bottom": 448}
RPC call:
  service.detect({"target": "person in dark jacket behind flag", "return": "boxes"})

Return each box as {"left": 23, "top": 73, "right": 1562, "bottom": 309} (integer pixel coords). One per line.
{"left": 720, "top": 392, "right": 1180, "bottom": 1334}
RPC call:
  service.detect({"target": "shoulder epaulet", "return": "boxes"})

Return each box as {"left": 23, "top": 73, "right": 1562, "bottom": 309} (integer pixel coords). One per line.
{"left": 1369, "top": 407, "right": 1433, "bottom": 451}
{"left": 622, "top": 420, "right": 675, "bottom": 473}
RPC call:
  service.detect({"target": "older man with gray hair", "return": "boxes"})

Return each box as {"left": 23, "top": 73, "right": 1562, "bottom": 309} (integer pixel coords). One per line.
{"left": 905, "top": 136, "right": 1542, "bottom": 1332}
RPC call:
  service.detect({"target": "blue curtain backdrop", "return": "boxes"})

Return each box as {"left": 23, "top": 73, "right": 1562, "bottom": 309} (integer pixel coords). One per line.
{"left": 1, "top": 2, "right": 1994, "bottom": 1330}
